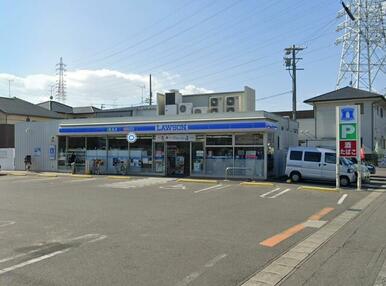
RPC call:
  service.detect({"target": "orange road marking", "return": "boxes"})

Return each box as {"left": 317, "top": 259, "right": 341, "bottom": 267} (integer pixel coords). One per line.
{"left": 260, "top": 207, "right": 335, "bottom": 248}
{"left": 308, "top": 207, "right": 334, "bottom": 221}
{"left": 260, "top": 224, "right": 305, "bottom": 247}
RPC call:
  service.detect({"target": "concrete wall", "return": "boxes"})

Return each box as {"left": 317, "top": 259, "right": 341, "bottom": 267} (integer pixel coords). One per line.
{"left": 298, "top": 118, "right": 315, "bottom": 141}
{"left": 373, "top": 101, "right": 386, "bottom": 156}
{"left": 15, "top": 121, "right": 60, "bottom": 171}
{"left": 0, "top": 148, "right": 15, "bottom": 170}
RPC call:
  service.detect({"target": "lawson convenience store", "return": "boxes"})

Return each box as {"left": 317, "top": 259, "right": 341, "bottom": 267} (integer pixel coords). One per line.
{"left": 14, "top": 112, "right": 298, "bottom": 179}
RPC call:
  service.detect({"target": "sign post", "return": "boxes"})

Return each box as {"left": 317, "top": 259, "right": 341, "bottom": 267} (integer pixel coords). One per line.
{"left": 337, "top": 105, "right": 361, "bottom": 190}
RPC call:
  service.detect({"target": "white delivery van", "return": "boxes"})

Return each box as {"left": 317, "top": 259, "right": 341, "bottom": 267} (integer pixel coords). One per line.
{"left": 285, "top": 147, "right": 356, "bottom": 187}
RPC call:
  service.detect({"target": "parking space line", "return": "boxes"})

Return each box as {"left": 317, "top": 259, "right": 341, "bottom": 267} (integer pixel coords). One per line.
{"left": 260, "top": 224, "right": 305, "bottom": 247}
{"left": 63, "top": 178, "right": 97, "bottom": 184}
{"left": 194, "top": 184, "right": 223, "bottom": 194}
{"left": 175, "top": 253, "right": 227, "bottom": 286}
{"left": 337, "top": 194, "right": 348, "bottom": 205}
{"left": 260, "top": 188, "right": 280, "bottom": 198}
{"left": 269, "top": 188, "right": 291, "bottom": 198}
{"left": 0, "top": 221, "right": 15, "bottom": 228}
{"left": 0, "top": 248, "right": 71, "bottom": 275}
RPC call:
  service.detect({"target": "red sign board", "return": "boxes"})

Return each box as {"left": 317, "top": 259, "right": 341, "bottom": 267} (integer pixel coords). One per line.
{"left": 339, "top": 140, "right": 357, "bottom": 157}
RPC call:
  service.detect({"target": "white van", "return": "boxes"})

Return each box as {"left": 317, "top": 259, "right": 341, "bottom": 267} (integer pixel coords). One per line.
{"left": 285, "top": 147, "right": 356, "bottom": 187}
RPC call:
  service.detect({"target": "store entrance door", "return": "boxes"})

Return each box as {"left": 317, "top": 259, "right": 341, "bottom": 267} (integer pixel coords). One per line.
{"left": 166, "top": 142, "right": 190, "bottom": 177}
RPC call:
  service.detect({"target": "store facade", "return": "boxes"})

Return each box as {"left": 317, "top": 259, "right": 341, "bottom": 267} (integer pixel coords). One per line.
{"left": 14, "top": 111, "right": 299, "bottom": 179}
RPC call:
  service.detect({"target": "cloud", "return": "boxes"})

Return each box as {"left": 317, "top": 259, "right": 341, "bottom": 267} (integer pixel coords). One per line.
{"left": 0, "top": 69, "right": 212, "bottom": 108}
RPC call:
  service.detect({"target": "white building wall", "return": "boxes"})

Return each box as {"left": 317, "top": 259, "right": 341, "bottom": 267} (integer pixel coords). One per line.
{"left": 15, "top": 121, "right": 60, "bottom": 171}
{"left": 0, "top": 148, "right": 15, "bottom": 170}
{"left": 315, "top": 100, "right": 374, "bottom": 153}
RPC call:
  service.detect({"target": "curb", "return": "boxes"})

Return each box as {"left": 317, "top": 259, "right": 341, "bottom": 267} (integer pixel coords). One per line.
{"left": 240, "top": 181, "right": 275, "bottom": 187}
{"left": 9, "top": 173, "right": 28, "bottom": 176}
{"left": 298, "top": 186, "right": 340, "bottom": 192}
{"left": 176, "top": 178, "right": 218, "bottom": 184}
{"left": 38, "top": 173, "right": 58, "bottom": 177}
{"left": 107, "top": 176, "right": 131, "bottom": 179}
{"left": 70, "top": 174, "right": 94, "bottom": 178}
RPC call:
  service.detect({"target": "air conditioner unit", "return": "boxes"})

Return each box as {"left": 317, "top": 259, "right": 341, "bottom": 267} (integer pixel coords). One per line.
{"left": 193, "top": 107, "right": 208, "bottom": 114}
{"left": 165, "top": 104, "right": 177, "bottom": 115}
{"left": 225, "top": 96, "right": 241, "bottom": 112}
{"left": 209, "top": 96, "right": 223, "bottom": 113}
{"left": 178, "top": 103, "right": 193, "bottom": 115}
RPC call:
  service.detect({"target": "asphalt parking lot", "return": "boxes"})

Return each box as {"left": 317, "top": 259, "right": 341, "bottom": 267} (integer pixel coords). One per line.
{"left": 0, "top": 174, "right": 379, "bottom": 286}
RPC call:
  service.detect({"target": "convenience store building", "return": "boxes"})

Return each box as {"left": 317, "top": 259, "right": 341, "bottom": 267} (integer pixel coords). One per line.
{"left": 14, "top": 88, "right": 298, "bottom": 179}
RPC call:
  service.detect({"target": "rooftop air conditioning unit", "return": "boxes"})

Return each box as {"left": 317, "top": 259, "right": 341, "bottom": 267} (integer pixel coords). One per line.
{"left": 165, "top": 104, "right": 177, "bottom": 115}
{"left": 178, "top": 103, "right": 193, "bottom": 115}
{"left": 165, "top": 90, "right": 182, "bottom": 105}
{"left": 209, "top": 96, "right": 223, "bottom": 113}
{"left": 225, "top": 96, "right": 240, "bottom": 112}
{"left": 193, "top": 107, "right": 208, "bottom": 114}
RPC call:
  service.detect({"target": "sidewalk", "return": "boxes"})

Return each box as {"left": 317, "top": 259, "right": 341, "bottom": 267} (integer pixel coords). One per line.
{"left": 281, "top": 192, "right": 386, "bottom": 286}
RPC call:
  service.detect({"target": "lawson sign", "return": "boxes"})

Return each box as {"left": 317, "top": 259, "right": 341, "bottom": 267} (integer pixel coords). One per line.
{"left": 58, "top": 120, "right": 277, "bottom": 135}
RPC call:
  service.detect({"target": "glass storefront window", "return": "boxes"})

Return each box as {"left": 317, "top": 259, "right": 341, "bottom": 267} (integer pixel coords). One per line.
{"left": 68, "top": 137, "right": 85, "bottom": 150}
{"left": 205, "top": 147, "right": 233, "bottom": 177}
{"left": 234, "top": 147, "right": 265, "bottom": 178}
{"left": 154, "top": 142, "right": 165, "bottom": 174}
{"left": 58, "top": 136, "right": 67, "bottom": 169}
{"left": 206, "top": 135, "right": 232, "bottom": 146}
{"left": 67, "top": 137, "right": 86, "bottom": 173}
{"left": 192, "top": 142, "right": 204, "bottom": 175}
{"left": 107, "top": 137, "right": 128, "bottom": 174}
{"left": 235, "top": 134, "right": 263, "bottom": 145}
{"left": 129, "top": 138, "right": 152, "bottom": 173}
{"left": 86, "top": 137, "right": 107, "bottom": 175}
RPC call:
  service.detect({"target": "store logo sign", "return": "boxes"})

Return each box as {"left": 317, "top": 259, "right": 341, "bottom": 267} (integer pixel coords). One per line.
{"left": 340, "top": 107, "right": 356, "bottom": 122}
{"left": 156, "top": 124, "right": 188, "bottom": 132}
{"left": 127, "top": 132, "right": 137, "bottom": 143}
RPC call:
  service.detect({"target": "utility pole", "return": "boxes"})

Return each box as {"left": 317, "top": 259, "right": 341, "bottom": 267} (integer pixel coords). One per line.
{"left": 284, "top": 45, "right": 304, "bottom": 120}
{"left": 149, "top": 74, "right": 153, "bottom": 106}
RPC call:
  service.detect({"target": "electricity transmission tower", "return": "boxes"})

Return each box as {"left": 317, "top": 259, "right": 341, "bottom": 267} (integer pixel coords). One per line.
{"left": 336, "top": 0, "right": 386, "bottom": 91}
{"left": 55, "top": 57, "right": 67, "bottom": 102}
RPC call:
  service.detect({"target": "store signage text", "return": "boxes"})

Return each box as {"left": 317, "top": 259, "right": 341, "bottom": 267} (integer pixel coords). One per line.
{"left": 156, "top": 124, "right": 188, "bottom": 132}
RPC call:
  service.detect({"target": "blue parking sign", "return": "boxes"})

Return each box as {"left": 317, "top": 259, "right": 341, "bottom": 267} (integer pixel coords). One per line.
{"left": 340, "top": 107, "right": 356, "bottom": 122}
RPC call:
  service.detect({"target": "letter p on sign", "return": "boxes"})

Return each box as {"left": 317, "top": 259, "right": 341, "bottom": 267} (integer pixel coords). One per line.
{"left": 339, "top": 123, "right": 357, "bottom": 140}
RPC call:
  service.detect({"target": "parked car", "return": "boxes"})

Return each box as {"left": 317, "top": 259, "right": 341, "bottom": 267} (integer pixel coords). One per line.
{"left": 363, "top": 162, "right": 376, "bottom": 175}
{"left": 285, "top": 147, "right": 356, "bottom": 187}
{"left": 345, "top": 158, "right": 372, "bottom": 180}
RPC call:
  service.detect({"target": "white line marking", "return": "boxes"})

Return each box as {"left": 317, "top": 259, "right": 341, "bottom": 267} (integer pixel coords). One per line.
{"left": 374, "top": 257, "right": 386, "bottom": 286}
{"left": 204, "top": 253, "right": 227, "bottom": 267}
{"left": 176, "top": 253, "right": 227, "bottom": 286}
{"left": 269, "top": 188, "right": 291, "bottom": 198}
{"left": 0, "top": 221, "right": 15, "bottom": 228}
{"left": 0, "top": 248, "right": 71, "bottom": 275}
{"left": 214, "top": 185, "right": 230, "bottom": 190}
{"left": 88, "top": 235, "right": 107, "bottom": 243}
{"left": 260, "top": 188, "right": 281, "bottom": 198}
{"left": 337, "top": 194, "right": 348, "bottom": 205}
{"left": 194, "top": 184, "right": 223, "bottom": 194}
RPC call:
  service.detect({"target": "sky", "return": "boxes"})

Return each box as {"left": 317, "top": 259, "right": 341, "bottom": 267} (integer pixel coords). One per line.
{"left": 0, "top": 0, "right": 384, "bottom": 111}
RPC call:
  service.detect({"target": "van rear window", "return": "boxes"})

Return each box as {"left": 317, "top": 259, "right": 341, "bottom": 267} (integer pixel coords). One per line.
{"left": 289, "top": 151, "right": 302, "bottom": 161}
{"left": 304, "top": 152, "right": 321, "bottom": 162}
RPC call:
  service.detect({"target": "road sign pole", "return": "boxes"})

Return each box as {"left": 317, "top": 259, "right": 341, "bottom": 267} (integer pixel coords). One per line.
{"left": 357, "top": 106, "right": 361, "bottom": 190}
{"left": 336, "top": 106, "right": 340, "bottom": 189}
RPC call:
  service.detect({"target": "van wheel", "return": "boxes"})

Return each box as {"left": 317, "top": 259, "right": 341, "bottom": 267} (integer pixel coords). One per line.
{"left": 290, "top": 171, "right": 301, "bottom": 183}
{"left": 340, "top": 176, "right": 350, "bottom": 187}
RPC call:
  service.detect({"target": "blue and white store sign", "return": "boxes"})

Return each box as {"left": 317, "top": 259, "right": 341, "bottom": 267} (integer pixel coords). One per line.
{"left": 59, "top": 120, "right": 277, "bottom": 135}
{"left": 126, "top": 132, "right": 137, "bottom": 143}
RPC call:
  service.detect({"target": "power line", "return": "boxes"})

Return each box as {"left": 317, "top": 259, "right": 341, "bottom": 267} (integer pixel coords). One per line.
{"left": 255, "top": 91, "right": 292, "bottom": 101}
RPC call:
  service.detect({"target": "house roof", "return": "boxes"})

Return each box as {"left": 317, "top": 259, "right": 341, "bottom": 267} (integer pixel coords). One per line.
{"left": 304, "top": 86, "right": 385, "bottom": 104}
{"left": 37, "top": 101, "right": 73, "bottom": 114}
{"left": 72, "top": 106, "right": 101, "bottom": 114}
{"left": 273, "top": 110, "right": 314, "bottom": 119}
{"left": 0, "top": 97, "right": 63, "bottom": 118}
